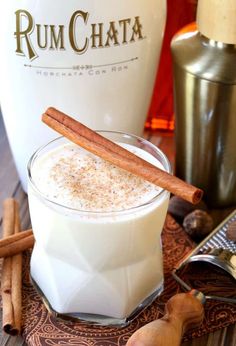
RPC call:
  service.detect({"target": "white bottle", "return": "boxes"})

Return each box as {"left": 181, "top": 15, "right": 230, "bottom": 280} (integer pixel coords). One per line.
{"left": 0, "top": 0, "right": 166, "bottom": 191}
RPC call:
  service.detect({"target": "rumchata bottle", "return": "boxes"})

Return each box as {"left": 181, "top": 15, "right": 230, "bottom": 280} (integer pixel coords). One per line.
{"left": 0, "top": 0, "right": 166, "bottom": 191}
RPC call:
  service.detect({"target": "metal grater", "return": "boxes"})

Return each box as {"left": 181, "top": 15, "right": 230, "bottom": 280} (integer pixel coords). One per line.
{"left": 172, "top": 209, "right": 236, "bottom": 304}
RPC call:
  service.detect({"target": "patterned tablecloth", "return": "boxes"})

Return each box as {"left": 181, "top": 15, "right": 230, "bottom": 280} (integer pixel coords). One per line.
{"left": 21, "top": 214, "right": 236, "bottom": 345}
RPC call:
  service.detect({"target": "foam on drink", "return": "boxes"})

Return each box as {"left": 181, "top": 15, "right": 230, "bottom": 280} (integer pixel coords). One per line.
{"left": 32, "top": 142, "right": 163, "bottom": 212}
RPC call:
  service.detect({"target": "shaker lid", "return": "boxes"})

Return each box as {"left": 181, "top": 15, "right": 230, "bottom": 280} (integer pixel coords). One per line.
{"left": 197, "top": 0, "right": 236, "bottom": 44}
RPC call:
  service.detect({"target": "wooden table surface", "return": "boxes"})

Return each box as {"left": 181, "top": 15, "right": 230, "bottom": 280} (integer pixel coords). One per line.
{"left": 0, "top": 112, "right": 235, "bottom": 346}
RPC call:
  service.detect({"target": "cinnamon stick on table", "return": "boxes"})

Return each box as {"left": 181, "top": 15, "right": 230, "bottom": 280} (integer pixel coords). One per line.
{"left": 1, "top": 198, "right": 23, "bottom": 336}
{"left": 0, "top": 229, "right": 34, "bottom": 258}
{"left": 42, "top": 107, "right": 203, "bottom": 204}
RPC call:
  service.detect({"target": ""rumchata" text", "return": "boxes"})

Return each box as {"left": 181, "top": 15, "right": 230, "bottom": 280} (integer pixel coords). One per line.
{"left": 15, "top": 10, "right": 145, "bottom": 60}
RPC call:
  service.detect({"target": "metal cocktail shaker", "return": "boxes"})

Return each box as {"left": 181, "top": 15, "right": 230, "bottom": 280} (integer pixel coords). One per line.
{"left": 171, "top": 0, "right": 236, "bottom": 208}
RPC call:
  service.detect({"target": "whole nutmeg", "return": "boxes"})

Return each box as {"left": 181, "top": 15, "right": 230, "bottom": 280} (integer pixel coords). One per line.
{"left": 183, "top": 209, "right": 213, "bottom": 241}
{"left": 168, "top": 196, "right": 208, "bottom": 221}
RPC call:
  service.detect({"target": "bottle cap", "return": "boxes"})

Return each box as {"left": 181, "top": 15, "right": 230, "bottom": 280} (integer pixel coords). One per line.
{"left": 197, "top": 0, "right": 236, "bottom": 44}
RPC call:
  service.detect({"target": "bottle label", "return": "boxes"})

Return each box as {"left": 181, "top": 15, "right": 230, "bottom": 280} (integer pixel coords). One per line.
{"left": 15, "top": 9, "right": 145, "bottom": 61}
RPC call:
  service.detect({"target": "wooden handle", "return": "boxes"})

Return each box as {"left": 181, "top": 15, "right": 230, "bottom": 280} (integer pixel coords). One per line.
{"left": 126, "top": 290, "right": 204, "bottom": 346}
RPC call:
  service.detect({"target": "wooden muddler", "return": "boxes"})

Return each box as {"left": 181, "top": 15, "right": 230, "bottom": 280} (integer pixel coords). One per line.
{"left": 1, "top": 198, "right": 22, "bottom": 336}
{"left": 126, "top": 290, "right": 205, "bottom": 346}
{"left": 42, "top": 107, "right": 203, "bottom": 204}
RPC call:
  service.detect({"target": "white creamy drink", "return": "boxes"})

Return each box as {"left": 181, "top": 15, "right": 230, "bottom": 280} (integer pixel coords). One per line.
{"left": 28, "top": 132, "right": 170, "bottom": 325}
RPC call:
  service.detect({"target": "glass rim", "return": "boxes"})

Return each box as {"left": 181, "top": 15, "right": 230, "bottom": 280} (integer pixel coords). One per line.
{"left": 27, "top": 130, "right": 171, "bottom": 216}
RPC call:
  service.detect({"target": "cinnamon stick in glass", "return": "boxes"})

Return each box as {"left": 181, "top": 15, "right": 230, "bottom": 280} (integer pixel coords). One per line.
{"left": 42, "top": 107, "right": 203, "bottom": 204}
{"left": 1, "top": 198, "right": 22, "bottom": 335}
